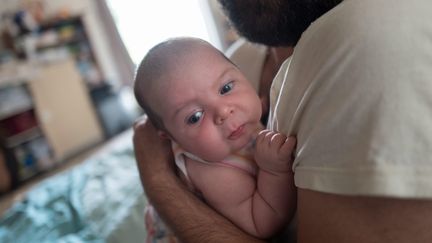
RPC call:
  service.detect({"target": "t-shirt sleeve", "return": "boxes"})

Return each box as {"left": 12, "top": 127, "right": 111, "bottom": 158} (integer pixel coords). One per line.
{"left": 272, "top": 0, "right": 432, "bottom": 198}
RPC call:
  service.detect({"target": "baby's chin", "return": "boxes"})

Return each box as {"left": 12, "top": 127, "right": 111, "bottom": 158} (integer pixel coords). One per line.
{"left": 194, "top": 126, "right": 261, "bottom": 162}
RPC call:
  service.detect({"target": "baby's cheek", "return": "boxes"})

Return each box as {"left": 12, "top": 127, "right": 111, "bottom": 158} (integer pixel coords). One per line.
{"left": 249, "top": 93, "right": 263, "bottom": 120}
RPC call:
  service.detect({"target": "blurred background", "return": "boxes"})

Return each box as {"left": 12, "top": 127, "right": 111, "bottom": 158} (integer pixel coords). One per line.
{"left": 0, "top": 1, "right": 242, "bottom": 241}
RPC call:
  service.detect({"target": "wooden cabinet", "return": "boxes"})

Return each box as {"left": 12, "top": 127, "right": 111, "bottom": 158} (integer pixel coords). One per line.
{"left": 29, "top": 59, "right": 103, "bottom": 160}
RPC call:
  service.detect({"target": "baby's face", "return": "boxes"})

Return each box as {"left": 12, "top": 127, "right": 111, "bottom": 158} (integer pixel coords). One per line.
{"left": 151, "top": 45, "right": 262, "bottom": 162}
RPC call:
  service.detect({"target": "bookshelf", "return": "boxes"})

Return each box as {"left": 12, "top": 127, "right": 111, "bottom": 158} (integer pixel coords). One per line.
{"left": 0, "top": 15, "right": 106, "bottom": 193}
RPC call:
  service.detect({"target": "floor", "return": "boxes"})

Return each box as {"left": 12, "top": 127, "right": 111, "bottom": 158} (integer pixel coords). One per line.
{"left": 0, "top": 143, "right": 105, "bottom": 217}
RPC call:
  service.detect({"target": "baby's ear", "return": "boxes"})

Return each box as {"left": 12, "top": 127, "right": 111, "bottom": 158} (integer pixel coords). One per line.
{"left": 157, "top": 130, "right": 170, "bottom": 140}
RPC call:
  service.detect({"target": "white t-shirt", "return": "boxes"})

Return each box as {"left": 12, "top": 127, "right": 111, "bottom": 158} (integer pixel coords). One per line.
{"left": 268, "top": 0, "right": 432, "bottom": 198}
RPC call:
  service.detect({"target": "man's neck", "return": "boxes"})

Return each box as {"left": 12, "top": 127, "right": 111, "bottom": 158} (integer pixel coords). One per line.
{"left": 270, "top": 46, "right": 294, "bottom": 68}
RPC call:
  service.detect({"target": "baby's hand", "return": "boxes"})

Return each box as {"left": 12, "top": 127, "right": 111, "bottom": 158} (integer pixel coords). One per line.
{"left": 254, "top": 130, "right": 296, "bottom": 173}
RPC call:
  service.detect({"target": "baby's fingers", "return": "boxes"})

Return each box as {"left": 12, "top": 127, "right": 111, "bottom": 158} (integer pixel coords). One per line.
{"left": 279, "top": 136, "right": 296, "bottom": 159}
{"left": 256, "top": 130, "right": 273, "bottom": 145}
{"left": 269, "top": 133, "right": 287, "bottom": 148}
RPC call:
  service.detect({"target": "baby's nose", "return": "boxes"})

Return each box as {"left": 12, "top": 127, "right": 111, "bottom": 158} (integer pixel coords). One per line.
{"left": 214, "top": 105, "right": 233, "bottom": 125}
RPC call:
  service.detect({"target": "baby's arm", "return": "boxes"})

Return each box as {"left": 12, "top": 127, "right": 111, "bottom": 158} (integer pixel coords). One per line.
{"left": 184, "top": 133, "right": 296, "bottom": 238}
{"left": 253, "top": 130, "right": 297, "bottom": 236}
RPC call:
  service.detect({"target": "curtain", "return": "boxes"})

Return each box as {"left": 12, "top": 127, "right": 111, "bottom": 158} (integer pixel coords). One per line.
{"left": 93, "top": 0, "right": 135, "bottom": 86}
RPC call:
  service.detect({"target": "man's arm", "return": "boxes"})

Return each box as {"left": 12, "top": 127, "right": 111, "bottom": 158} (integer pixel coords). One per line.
{"left": 297, "top": 188, "right": 432, "bottom": 243}
{"left": 133, "top": 117, "right": 264, "bottom": 243}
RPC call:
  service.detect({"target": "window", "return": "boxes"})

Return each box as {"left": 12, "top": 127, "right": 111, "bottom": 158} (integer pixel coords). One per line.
{"left": 106, "top": 0, "right": 211, "bottom": 64}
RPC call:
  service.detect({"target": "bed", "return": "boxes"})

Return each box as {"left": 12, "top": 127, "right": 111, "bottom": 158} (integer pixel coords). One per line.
{"left": 0, "top": 129, "right": 148, "bottom": 243}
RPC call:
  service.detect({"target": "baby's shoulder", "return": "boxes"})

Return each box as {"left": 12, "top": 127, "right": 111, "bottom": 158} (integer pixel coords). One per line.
{"left": 184, "top": 157, "right": 256, "bottom": 198}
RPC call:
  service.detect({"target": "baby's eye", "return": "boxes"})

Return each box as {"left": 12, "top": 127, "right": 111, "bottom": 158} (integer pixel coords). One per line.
{"left": 220, "top": 81, "right": 234, "bottom": 95}
{"left": 186, "top": 111, "right": 203, "bottom": 125}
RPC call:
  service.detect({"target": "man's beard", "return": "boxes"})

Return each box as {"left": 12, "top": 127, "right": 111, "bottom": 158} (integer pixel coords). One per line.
{"left": 218, "top": 0, "right": 343, "bottom": 46}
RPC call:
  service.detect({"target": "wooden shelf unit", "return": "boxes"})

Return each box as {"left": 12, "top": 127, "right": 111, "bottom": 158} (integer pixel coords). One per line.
{"left": 0, "top": 16, "right": 107, "bottom": 194}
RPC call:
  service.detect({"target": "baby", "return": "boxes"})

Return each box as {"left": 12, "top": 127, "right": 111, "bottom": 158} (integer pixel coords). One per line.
{"left": 134, "top": 37, "right": 296, "bottom": 239}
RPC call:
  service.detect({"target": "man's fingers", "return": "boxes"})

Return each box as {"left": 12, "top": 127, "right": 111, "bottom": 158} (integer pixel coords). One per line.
{"left": 133, "top": 115, "right": 148, "bottom": 131}
{"left": 132, "top": 117, "right": 172, "bottom": 166}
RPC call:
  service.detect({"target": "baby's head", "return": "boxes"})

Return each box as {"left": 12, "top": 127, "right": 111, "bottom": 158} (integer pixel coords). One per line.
{"left": 134, "top": 37, "right": 215, "bottom": 131}
{"left": 134, "top": 37, "right": 262, "bottom": 161}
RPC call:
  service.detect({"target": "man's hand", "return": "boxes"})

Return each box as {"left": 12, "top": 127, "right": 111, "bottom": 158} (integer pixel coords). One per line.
{"left": 133, "top": 116, "right": 174, "bottom": 189}
{"left": 254, "top": 130, "right": 296, "bottom": 173}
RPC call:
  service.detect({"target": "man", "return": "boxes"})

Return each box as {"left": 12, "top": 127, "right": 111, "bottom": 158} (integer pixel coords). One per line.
{"left": 134, "top": 0, "right": 432, "bottom": 242}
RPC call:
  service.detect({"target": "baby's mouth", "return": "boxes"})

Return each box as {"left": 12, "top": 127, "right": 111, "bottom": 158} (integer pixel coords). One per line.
{"left": 228, "top": 125, "right": 245, "bottom": 140}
